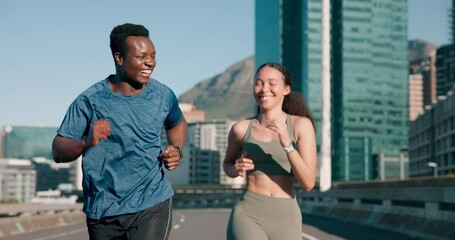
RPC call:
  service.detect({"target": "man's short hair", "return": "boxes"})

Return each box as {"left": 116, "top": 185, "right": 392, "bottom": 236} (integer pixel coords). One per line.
{"left": 110, "top": 23, "right": 149, "bottom": 57}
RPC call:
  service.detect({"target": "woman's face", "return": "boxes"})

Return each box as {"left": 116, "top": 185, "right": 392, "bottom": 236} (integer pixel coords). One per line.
{"left": 253, "top": 66, "right": 290, "bottom": 112}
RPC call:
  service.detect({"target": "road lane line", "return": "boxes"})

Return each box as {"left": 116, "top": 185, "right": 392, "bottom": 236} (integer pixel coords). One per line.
{"left": 31, "top": 228, "right": 86, "bottom": 240}
{"left": 302, "top": 231, "right": 319, "bottom": 240}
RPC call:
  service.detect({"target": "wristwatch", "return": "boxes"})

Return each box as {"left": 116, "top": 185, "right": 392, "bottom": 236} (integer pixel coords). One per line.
{"left": 174, "top": 146, "right": 183, "bottom": 159}
{"left": 283, "top": 144, "right": 295, "bottom": 153}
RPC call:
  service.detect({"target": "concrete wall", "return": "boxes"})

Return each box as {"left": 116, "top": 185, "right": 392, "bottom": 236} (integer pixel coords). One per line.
{"left": 1, "top": 177, "right": 454, "bottom": 239}
{"left": 0, "top": 204, "right": 84, "bottom": 238}
{"left": 297, "top": 176, "right": 455, "bottom": 240}
{"left": 173, "top": 177, "right": 455, "bottom": 240}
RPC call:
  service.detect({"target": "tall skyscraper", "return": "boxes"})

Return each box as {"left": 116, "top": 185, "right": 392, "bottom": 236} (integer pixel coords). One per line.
{"left": 331, "top": 0, "right": 408, "bottom": 181}
{"left": 256, "top": 0, "right": 323, "bottom": 151}
{"left": 437, "top": 0, "right": 455, "bottom": 97}
{"left": 255, "top": 0, "right": 409, "bottom": 182}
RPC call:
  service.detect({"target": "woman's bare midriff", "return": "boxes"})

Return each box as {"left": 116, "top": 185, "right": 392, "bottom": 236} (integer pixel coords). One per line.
{"left": 246, "top": 174, "right": 295, "bottom": 198}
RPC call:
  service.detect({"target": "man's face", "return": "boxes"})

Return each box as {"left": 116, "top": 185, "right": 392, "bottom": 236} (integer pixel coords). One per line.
{"left": 116, "top": 36, "right": 156, "bottom": 86}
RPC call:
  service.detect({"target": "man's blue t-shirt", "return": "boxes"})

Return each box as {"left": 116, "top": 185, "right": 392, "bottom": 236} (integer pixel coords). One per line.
{"left": 57, "top": 76, "right": 183, "bottom": 219}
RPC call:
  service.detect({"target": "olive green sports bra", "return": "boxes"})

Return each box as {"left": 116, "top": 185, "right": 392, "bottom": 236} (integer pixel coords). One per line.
{"left": 242, "top": 114, "right": 296, "bottom": 176}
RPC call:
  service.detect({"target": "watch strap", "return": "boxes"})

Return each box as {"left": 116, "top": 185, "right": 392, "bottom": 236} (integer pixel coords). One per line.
{"left": 174, "top": 146, "right": 183, "bottom": 159}
{"left": 283, "top": 144, "right": 295, "bottom": 153}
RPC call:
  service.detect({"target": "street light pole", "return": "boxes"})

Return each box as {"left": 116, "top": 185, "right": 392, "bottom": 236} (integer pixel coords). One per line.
{"left": 427, "top": 162, "right": 438, "bottom": 177}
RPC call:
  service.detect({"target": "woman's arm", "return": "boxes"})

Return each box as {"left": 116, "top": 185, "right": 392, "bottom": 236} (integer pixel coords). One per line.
{"left": 287, "top": 117, "right": 317, "bottom": 191}
{"left": 223, "top": 121, "right": 254, "bottom": 178}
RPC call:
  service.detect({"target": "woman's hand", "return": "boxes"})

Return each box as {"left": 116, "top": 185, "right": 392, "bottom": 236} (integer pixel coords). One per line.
{"left": 234, "top": 152, "right": 254, "bottom": 177}
{"left": 265, "top": 119, "right": 292, "bottom": 148}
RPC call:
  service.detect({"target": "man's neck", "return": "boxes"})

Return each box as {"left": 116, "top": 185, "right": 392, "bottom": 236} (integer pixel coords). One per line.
{"left": 108, "top": 75, "right": 146, "bottom": 95}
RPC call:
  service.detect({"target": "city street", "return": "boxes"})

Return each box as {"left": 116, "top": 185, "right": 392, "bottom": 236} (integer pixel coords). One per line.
{"left": 2, "top": 209, "right": 423, "bottom": 240}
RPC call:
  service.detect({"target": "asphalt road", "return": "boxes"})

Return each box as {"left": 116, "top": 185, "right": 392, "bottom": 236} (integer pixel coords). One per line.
{"left": 1, "top": 209, "right": 424, "bottom": 240}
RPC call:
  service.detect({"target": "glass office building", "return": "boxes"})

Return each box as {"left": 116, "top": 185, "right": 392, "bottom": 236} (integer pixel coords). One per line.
{"left": 255, "top": 0, "right": 323, "bottom": 150}
{"left": 1, "top": 125, "right": 57, "bottom": 160}
{"left": 332, "top": 0, "right": 408, "bottom": 181}
{"left": 255, "top": 0, "right": 408, "bottom": 181}
{"left": 1, "top": 125, "right": 82, "bottom": 192}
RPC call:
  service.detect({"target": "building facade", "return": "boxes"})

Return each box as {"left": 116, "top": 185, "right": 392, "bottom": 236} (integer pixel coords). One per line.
{"left": 162, "top": 103, "right": 205, "bottom": 186}
{"left": 179, "top": 103, "right": 206, "bottom": 123}
{"left": 331, "top": 0, "right": 408, "bottom": 181}
{"left": 1, "top": 125, "right": 82, "bottom": 192}
{"left": 409, "top": 55, "right": 437, "bottom": 121}
{"left": 188, "top": 148, "right": 220, "bottom": 185}
{"left": 436, "top": 44, "right": 455, "bottom": 97}
{"left": 186, "top": 119, "right": 244, "bottom": 187}
{"left": 0, "top": 131, "right": 3, "bottom": 158}
{"left": 0, "top": 159, "right": 36, "bottom": 203}
{"left": 408, "top": 73, "right": 424, "bottom": 121}
{"left": 409, "top": 91, "right": 455, "bottom": 177}
{"left": 256, "top": 0, "right": 323, "bottom": 151}
{"left": 255, "top": 0, "right": 409, "bottom": 182}
{"left": 1, "top": 125, "right": 57, "bottom": 160}
{"left": 32, "top": 157, "right": 74, "bottom": 191}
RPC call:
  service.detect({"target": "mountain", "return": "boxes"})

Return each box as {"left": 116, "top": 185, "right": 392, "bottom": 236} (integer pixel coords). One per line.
{"left": 179, "top": 56, "right": 256, "bottom": 121}
{"left": 408, "top": 39, "right": 437, "bottom": 61}
{"left": 180, "top": 40, "right": 434, "bottom": 121}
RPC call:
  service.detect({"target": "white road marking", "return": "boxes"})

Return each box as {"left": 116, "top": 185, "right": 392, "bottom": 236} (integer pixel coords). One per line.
{"left": 302, "top": 231, "right": 319, "bottom": 240}
{"left": 31, "top": 228, "right": 86, "bottom": 240}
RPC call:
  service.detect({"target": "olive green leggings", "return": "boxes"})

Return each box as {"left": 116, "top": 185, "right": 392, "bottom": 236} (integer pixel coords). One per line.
{"left": 226, "top": 190, "right": 302, "bottom": 240}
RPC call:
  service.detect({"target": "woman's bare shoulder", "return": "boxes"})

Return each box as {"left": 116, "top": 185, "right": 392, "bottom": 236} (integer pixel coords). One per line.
{"left": 290, "top": 115, "right": 314, "bottom": 131}
{"left": 232, "top": 119, "right": 251, "bottom": 132}
{"left": 230, "top": 118, "right": 253, "bottom": 140}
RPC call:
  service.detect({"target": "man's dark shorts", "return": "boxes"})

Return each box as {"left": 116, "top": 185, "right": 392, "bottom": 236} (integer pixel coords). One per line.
{"left": 86, "top": 198, "right": 172, "bottom": 240}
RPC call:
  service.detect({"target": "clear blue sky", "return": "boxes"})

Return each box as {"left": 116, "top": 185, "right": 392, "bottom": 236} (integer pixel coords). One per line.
{"left": 0, "top": 0, "right": 451, "bottom": 128}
